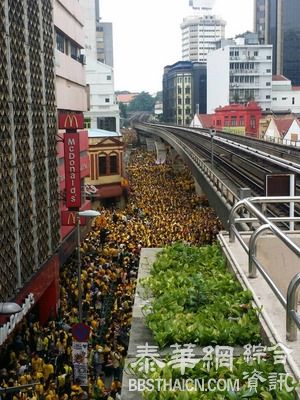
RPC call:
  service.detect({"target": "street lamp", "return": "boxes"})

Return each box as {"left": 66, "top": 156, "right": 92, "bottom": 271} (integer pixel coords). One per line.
{"left": 209, "top": 128, "right": 217, "bottom": 169}
{"left": 77, "top": 210, "right": 100, "bottom": 323}
{"left": 0, "top": 303, "right": 22, "bottom": 314}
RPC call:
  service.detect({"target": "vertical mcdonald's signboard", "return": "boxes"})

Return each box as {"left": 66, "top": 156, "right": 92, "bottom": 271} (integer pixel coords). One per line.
{"left": 64, "top": 132, "right": 81, "bottom": 209}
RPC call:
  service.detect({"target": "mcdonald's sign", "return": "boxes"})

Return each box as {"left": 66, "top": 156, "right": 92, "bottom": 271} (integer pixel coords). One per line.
{"left": 61, "top": 211, "right": 87, "bottom": 226}
{"left": 64, "top": 132, "right": 82, "bottom": 208}
{"left": 58, "top": 112, "right": 84, "bottom": 130}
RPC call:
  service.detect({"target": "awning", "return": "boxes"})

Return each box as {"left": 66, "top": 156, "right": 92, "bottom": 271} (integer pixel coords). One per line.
{"left": 98, "top": 184, "right": 123, "bottom": 198}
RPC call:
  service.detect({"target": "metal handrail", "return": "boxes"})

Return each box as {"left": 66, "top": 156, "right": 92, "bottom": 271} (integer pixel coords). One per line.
{"left": 229, "top": 196, "right": 300, "bottom": 341}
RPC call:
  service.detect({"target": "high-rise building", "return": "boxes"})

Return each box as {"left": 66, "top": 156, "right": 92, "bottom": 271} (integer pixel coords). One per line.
{"left": 207, "top": 35, "right": 272, "bottom": 113}
{"left": 0, "top": 0, "right": 60, "bottom": 323}
{"left": 163, "top": 61, "right": 207, "bottom": 125}
{"left": 96, "top": 22, "right": 114, "bottom": 67}
{"left": 80, "top": 0, "right": 119, "bottom": 132}
{"left": 254, "top": 0, "right": 300, "bottom": 85}
{"left": 181, "top": 14, "right": 225, "bottom": 62}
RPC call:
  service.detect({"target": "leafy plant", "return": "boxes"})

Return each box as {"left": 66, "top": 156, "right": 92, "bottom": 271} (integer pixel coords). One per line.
{"left": 140, "top": 243, "right": 261, "bottom": 347}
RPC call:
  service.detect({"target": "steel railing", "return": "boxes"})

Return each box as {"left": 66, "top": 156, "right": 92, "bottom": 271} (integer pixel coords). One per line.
{"left": 229, "top": 196, "right": 300, "bottom": 341}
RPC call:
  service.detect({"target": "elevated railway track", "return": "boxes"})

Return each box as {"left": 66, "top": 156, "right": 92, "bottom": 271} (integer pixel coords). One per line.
{"left": 134, "top": 122, "right": 300, "bottom": 227}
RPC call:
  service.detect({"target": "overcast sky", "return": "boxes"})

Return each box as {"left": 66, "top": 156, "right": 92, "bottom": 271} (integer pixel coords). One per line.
{"left": 100, "top": 0, "right": 254, "bottom": 94}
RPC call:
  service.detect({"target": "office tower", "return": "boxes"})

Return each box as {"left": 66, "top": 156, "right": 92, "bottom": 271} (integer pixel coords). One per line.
{"left": 254, "top": 0, "right": 300, "bottom": 85}
{"left": 163, "top": 61, "right": 207, "bottom": 125}
{"left": 181, "top": 14, "right": 225, "bottom": 62}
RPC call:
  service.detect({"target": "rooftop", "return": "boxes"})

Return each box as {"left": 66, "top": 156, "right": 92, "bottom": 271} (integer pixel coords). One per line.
{"left": 87, "top": 129, "right": 121, "bottom": 138}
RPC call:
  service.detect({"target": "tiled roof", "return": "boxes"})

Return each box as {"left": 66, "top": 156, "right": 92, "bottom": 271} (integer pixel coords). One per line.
{"left": 197, "top": 114, "right": 213, "bottom": 128}
{"left": 116, "top": 93, "right": 138, "bottom": 103}
{"left": 273, "top": 118, "right": 294, "bottom": 136}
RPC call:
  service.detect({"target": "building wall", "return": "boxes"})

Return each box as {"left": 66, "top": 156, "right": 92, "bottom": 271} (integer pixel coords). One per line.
{"left": 271, "top": 81, "right": 300, "bottom": 114}
{"left": 207, "top": 46, "right": 230, "bottom": 113}
{"left": 54, "top": 0, "right": 87, "bottom": 112}
{"left": 97, "top": 22, "right": 114, "bottom": 67}
{"left": 0, "top": 0, "right": 60, "bottom": 301}
{"left": 207, "top": 44, "right": 272, "bottom": 113}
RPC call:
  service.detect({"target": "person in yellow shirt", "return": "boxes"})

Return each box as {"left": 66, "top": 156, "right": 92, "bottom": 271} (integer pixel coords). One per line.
{"left": 43, "top": 361, "right": 54, "bottom": 382}
{"left": 31, "top": 353, "right": 44, "bottom": 374}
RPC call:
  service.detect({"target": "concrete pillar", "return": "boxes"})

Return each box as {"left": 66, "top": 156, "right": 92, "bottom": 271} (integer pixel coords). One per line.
{"left": 155, "top": 140, "right": 167, "bottom": 164}
{"left": 145, "top": 138, "right": 156, "bottom": 152}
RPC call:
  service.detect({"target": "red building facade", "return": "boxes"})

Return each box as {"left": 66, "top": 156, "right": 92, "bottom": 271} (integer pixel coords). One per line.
{"left": 212, "top": 102, "right": 262, "bottom": 137}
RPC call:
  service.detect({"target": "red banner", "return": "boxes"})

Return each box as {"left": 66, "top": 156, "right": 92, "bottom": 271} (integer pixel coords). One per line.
{"left": 59, "top": 112, "right": 84, "bottom": 130}
{"left": 61, "top": 211, "right": 87, "bottom": 226}
{"left": 64, "top": 133, "right": 82, "bottom": 208}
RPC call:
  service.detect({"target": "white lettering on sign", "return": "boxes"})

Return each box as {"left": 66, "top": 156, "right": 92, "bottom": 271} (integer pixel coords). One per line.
{"left": 0, "top": 293, "right": 35, "bottom": 346}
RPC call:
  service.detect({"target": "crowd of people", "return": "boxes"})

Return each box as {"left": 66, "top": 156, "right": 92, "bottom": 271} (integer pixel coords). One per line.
{"left": 0, "top": 147, "right": 222, "bottom": 399}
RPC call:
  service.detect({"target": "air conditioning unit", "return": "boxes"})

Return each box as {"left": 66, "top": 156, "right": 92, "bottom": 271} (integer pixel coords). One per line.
{"left": 79, "top": 54, "right": 86, "bottom": 65}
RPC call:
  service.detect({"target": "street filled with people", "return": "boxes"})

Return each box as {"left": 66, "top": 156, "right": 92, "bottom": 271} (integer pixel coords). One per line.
{"left": 0, "top": 147, "right": 222, "bottom": 399}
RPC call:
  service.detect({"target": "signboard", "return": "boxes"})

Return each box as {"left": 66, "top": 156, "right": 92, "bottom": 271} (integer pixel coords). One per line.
{"left": 0, "top": 294, "right": 35, "bottom": 346}
{"left": 58, "top": 112, "right": 84, "bottom": 130}
{"left": 61, "top": 211, "right": 87, "bottom": 226}
{"left": 72, "top": 341, "right": 88, "bottom": 386}
{"left": 265, "top": 173, "right": 295, "bottom": 230}
{"left": 72, "top": 323, "right": 90, "bottom": 342}
{"left": 265, "top": 174, "right": 294, "bottom": 196}
{"left": 223, "top": 126, "right": 245, "bottom": 135}
{"left": 64, "top": 133, "right": 82, "bottom": 209}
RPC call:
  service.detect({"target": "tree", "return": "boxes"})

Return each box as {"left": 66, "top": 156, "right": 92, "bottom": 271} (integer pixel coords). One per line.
{"left": 127, "top": 91, "right": 155, "bottom": 113}
{"left": 119, "top": 102, "right": 127, "bottom": 119}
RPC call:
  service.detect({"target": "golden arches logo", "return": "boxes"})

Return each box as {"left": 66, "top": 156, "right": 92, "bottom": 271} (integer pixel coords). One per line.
{"left": 67, "top": 212, "right": 77, "bottom": 225}
{"left": 65, "top": 114, "right": 79, "bottom": 128}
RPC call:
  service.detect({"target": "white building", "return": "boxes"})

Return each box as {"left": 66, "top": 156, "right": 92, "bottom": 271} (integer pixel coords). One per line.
{"left": 79, "top": 0, "right": 120, "bottom": 132}
{"left": 181, "top": 14, "right": 225, "bottom": 62}
{"left": 84, "top": 58, "right": 120, "bottom": 132}
{"left": 207, "top": 40, "right": 273, "bottom": 113}
{"left": 271, "top": 75, "right": 300, "bottom": 114}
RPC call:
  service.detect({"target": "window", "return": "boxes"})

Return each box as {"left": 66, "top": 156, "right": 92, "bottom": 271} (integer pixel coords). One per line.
{"left": 224, "top": 117, "right": 229, "bottom": 126}
{"left": 266, "top": 82, "right": 271, "bottom": 86}
{"left": 250, "top": 116, "right": 256, "bottom": 128}
{"left": 216, "top": 120, "right": 221, "bottom": 126}
{"left": 84, "top": 117, "right": 91, "bottom": 129}
{"left": 266, "top": 95, "right": 270, "bottom": 99}
{"left": 105, "top": 98, "right": 110, "bottom": 103}
{"left": 231, "top": 116, "right": 237, "bottom": 126}
{"left": 99, "top": 155, "right": 107, "bottom": 175}
{"left": 266, "top": 55, "right": 271, "bottom": 59}
{"left": 107, "top": 75, "right": 111, "bottom": 80}
{"left": 178, "top": 87, "right": 182, "bottom": 94}
{"left": 292, "top": 97, "right": 295, "bottom": 105}
{"left": 70, "top": 42, "right": 79, "bottom": 60}
{"left": 282, "top": 97, "right": 287, "bottom": 100}
{"left": 239, "top": 116, "right": 244, "bottom": 126}
{"left": 266, "top": 69, "right": 271, "bottom": 73}
{"left": 185, "top": 87, "right": 190, "bottom": 94}
{"left": 272, "top": 97, "right": 277, "bottom": 101}
{"left": 56, "top": 31, "right": 65, "bottom": 53}
{"left": 254, "top": 51, "right": 258, "bottom": 56}
{"left": 185, "top": 97, "right": 190, "bottom": 105}
{"left": 178, "top": 98, "right": 182, "bottom": 105}
{"left": 109, "top": 154, "right": 118, "bottom": 174}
